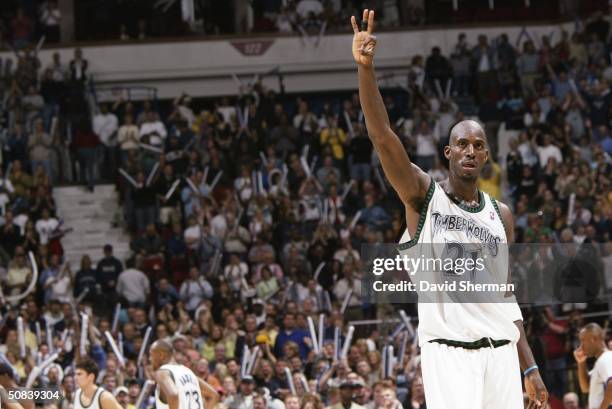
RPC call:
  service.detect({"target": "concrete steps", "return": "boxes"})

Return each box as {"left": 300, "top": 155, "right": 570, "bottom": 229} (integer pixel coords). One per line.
{"left": 54, "top": 184, "right": 131, "bottom": 268}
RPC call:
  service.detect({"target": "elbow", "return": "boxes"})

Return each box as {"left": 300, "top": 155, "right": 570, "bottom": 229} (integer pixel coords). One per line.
{"left": 368, "top": 132, "right": 395, "bottom": 150}
{"left": 367, "top": 125, "right": 393, "bottom": 141}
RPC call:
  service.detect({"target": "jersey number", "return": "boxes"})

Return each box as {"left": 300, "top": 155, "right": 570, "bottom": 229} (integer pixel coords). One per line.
{"left": 442, "top": 241, "right": 482, "bottom": 280}
{"left": 185, "top": 391, "right": 201, "bottom": 409}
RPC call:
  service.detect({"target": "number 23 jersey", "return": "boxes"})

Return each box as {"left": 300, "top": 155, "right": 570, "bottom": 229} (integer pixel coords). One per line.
{"left": 155, "top": 364, "right": 204, "bottom": 409}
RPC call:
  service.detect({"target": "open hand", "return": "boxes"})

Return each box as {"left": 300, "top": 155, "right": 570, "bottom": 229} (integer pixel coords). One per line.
{"left": 351, "top": 10, "right": 377, "bottom": 67}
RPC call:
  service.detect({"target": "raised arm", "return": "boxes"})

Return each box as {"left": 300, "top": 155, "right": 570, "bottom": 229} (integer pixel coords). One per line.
{"left": 351, "top": 10, "right": 429, "bottom": 209}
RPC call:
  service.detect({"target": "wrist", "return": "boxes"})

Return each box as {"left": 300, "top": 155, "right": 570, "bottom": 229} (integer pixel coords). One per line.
{"left": 357, "top": 63, "right": 374, "bottom": 70}
{"left": 523, "top": 365, "right": 539, "bottom": 377}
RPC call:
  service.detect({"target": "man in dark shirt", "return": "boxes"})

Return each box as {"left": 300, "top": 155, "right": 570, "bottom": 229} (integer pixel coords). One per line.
{"left": 96, "top": 244, "right": 123, "bottom": 291}
{"left": 130, "top": 223, "right": 164, "bottom": 257}
{"left": 96, "top": 244, "right": 123, "bottom": 313}
{"left": 155, "top": 164, "right": 181, "bottom": 225}
{"left": 348, "top": 126, "right": 373, "bottom": 182}
{"left": 585, "top": 82, "right": 611, "bottom": 127}
{"left": 131, "top": 171, "right": 157, "bottom": 233}
{"left": 73, "top": 256, "right": 98, "bottom": 303}
{"left": 273, "top": 312, "right": 310, "bottom": 359}
{"left": 155, "top": 277, "right": 179, "bottom": 309}
{"left": 0, "top": 211, "right": 22, "bottom": 256}
{"left": 586, "top": 11, "right": 610, "bottom": 42}
{"left": 425, "top": 46, "right": 453, "bottom": 92}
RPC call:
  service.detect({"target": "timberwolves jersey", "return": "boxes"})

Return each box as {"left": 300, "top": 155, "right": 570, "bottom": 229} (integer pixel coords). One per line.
{"left": 398, "top": 179, "right": 523, "bottom": 345}
{"left": 155, "top": 364, "right": 203, "bottom": 409}
{"left": 74, "top": 387, "right": 105, "bottom": 409}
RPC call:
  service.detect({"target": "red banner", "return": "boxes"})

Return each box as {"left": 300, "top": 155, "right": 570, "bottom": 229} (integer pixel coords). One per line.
{"left": 230, "top": 40, "right": 275, "bottom": 56}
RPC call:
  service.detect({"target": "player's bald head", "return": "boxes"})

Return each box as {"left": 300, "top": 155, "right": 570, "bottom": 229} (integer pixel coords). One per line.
{"left": 151, "top": 340, "right": 174, "bottom": 356}
{"left": 581, "top": 323, "right": 603, "bottom": 338}
{"left": 149, "top": 339, "right": 174, "bottom": 370}
{"left": 449, "top": 120, "right": 487, "bottom": 144}
{"left": 579, "top": 322, "right": 606, "bottom": 357}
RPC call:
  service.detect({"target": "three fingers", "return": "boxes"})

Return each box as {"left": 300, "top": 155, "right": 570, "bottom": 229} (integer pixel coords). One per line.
{"left": 351, "top": 9, "right": 374, "bottom": 34}
{"left": 351, "top": 10, "right": 376, "bottom": 56}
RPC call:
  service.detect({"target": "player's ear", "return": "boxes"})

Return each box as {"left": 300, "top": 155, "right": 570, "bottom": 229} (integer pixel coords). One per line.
{"left": 443, "top": 146, "right": 451, "bottom": 160}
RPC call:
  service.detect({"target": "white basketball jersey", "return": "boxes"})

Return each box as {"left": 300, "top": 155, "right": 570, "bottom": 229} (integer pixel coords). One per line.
{"left": 155, "top": 364, "right": 204, "bottom": 409}
{"left": 74, "top": 387, "right": 105, "bottom": 409}
{"left": 398, "top": 179, "right": 523, "bottom": 345}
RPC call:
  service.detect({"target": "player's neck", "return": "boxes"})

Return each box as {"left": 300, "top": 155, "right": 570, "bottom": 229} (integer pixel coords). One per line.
{"left": 82, "top": 383, "right": 98, "bottom": 396}
{"left": 446, "top": 174, "right": 479, "bottom": 203}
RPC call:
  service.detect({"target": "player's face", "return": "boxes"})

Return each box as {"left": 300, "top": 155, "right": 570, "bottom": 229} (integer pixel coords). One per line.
{"left": 149, "top": 350, "right": 160, "bottom": 370}
{"left": 579, "top": 331, "right": 596, "bottom": 357}
{"left": 74, "top": 369, "right": 93, "bottom": 389}
{"left": 446, "top": 130, "right": 488, "bottom": 181}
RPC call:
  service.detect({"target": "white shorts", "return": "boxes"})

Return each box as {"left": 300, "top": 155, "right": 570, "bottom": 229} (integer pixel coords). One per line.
{"left": 421, "top": 341, "right": 523, "bottom": 409}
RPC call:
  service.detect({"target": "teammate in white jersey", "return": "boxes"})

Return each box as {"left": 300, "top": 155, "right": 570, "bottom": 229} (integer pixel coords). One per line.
{"left": 350, "top": 9, "right": 548, "bottom": 409}
{"left": 74, "top": 358, "right": 123, "bottom": 409}
{"left": 150, "top": 340, "right": 219, "bottom": 409}
{"left": 574, "top": 323, "right": 612, "bottom": 409}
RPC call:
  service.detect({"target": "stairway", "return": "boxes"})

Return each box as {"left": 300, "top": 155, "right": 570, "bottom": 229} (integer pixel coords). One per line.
{"left": 54, "top": 184, "right": 132, "bottom": 269}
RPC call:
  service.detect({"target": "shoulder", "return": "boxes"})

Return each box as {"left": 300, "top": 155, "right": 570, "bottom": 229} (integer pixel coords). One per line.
{"left": 598, "top": 351, "right": 612, "bottom": 366}
{"left": 493, "top": 200, "right": 513, "bottom": 221}
{"left": 491, "top": 199, "right": 514, "bottom": 240}
{"left": 98, "top": 389, "right": 113, "bottom": 402}
{"left": 154, "top": 367, "right": 174, "bottom": 382}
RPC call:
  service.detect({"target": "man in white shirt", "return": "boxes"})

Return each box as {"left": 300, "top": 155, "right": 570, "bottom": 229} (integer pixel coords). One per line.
{"left": 296, "top": 0, "right": 323, "bottom": 20}
{"left": 139, "top": 111, "right": 167, "bottom": 147}
{"left": 93, "top": 103, "right": 119, "bottom": 179}
{"left": 35, "top": 207, "right": 59, "bottom": 246}
{"left": 40, "top": 0, "right": 62, "bottom": 43}
{"left": 184, "top": 215, "right": 202, "bottom": 250}
{"left": 536, "top": 134, "right": 563, "bottom": 167}
{"left": 93, "top": 104, "right": 119, "bottom": 147}
{"left": 179, "top": 267, "right": 213, "bottom": 312}
{"left": 116, "top": 260, "right": 150, "bottom": 307}
{"left": 574, "top": 323, "right": 612, "bottom": 409}
{"left": 47, "top": 52, "right": 67, "bottom": 82}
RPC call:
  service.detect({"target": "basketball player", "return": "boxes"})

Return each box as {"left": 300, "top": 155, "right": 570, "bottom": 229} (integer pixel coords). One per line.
{"left": 573, "top": 323, "right": 612, "bottom": 408}
{"left": 351, "top": 10, "right": 548, "bottom": 409}
{"left": 150, "top": 340, "right": 219, "bottom": 409}
{"left": 74, "top": 358, "right": 123, "bottom": 409}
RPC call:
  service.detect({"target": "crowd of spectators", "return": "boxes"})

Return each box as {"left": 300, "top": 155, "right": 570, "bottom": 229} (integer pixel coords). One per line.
{"left": 0, "top": 6, "right": 611, "bottom": 409}
{"left": 6, "top": 0, "right": 601, "bottom": 47}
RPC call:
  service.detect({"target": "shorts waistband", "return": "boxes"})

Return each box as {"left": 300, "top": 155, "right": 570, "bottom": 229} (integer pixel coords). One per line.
{"left": 430, "top": 337, "right": 510, "bottom": 350}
